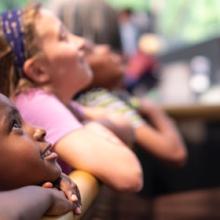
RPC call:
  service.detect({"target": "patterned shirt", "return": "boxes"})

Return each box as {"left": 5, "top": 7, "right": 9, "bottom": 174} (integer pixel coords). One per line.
{"left": 77, "top": 88, "right": 144, "bottom": 128}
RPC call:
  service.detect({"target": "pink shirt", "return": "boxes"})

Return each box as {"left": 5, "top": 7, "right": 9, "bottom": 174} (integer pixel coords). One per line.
{"left": 14, "top": 89, "right": 83, "bottom": 173}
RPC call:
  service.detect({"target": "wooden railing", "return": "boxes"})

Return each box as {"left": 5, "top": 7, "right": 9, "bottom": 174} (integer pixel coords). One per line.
{"left": 42, "top": 170, "right": 100, "bottom": 220}
{"left": 164, "top": 103, "right": 220, "bottom": 120}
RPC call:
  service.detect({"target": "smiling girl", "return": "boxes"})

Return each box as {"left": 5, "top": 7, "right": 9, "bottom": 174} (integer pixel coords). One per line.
{"left": 0, "top": 93, "right": 81, "bottom": 216}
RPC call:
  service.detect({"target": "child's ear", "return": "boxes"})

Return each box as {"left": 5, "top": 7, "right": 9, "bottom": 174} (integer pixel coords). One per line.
{"left": 23, "top": 57, "right": 50, "bottom": 84}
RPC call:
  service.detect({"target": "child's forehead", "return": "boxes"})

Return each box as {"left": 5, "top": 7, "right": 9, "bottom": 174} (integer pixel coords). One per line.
{"left": 35, "top": 9, "right": 61, "bottom": 38}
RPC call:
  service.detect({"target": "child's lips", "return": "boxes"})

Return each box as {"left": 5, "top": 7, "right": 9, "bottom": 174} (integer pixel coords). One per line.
{"left": 40, "top": 144, "right": 58, "bottom": 161}
{"left": 44, "top": 152, "right": 58, "bottom": 161}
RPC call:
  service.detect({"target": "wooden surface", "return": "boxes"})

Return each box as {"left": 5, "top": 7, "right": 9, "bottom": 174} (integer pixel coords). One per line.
{"left": 163, "top": 103, "right": 220, "bottom": 120}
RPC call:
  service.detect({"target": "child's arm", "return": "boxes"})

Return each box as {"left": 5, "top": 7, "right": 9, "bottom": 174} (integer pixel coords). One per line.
{"left": 15, "top": 94, "right": 143, "bottom": 192}
{"left": 135, "top": 98, "right": 187, "bottom": 166}
{"left": 54, "top": 122, "right": 143, "bottom": 192}
{"left": 0, "top": 186, "right": 74, "bottom": 220}
{"left": 72, "top": 104, "right": 135, "bottom": 146}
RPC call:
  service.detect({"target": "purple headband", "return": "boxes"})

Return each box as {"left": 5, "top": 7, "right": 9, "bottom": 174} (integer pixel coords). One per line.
{"left": 1, "top": 9, "right": 25, "bottom": 75}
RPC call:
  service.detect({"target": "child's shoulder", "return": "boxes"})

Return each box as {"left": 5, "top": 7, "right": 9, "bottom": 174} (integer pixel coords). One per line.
{"left": 15, "top": 88, "right": 57, "bottom": 103}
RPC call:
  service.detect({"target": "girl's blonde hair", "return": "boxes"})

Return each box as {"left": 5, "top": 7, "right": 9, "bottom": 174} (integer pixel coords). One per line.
{"left": 0, "top": 4, "right": 41, "bottom": 97}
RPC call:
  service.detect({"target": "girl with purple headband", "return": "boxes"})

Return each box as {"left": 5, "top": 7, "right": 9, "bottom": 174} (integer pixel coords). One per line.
{"left": 0, "top": 4, "right": 143, "bottom": 192}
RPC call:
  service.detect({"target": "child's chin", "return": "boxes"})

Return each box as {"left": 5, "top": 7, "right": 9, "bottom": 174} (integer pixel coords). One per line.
{"left": 48, "top": 164, "right": 62, "bottom": 181}
{"left": 54, "top": 164, "right": 62, "bottom": 177}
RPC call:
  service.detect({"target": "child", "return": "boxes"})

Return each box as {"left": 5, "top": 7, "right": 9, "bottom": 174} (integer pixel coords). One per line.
{"left": 0, "top": 5, "right": 143, "bottom": 192}
{"left": 0, "top": 93, "right": 81, "bottom": 217}
{"left": 76, "top": 44, "right": 187, "bottom": 167}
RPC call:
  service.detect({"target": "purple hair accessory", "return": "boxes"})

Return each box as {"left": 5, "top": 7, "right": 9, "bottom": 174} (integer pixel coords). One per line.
{"left": 1, "top": 9, "right": 25, "bottom": 75}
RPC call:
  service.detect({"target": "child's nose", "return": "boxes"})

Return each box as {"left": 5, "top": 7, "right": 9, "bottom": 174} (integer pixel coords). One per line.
{"left": 84, "top": 40, "right": 94, "bottom": 55}
{"left": 75, "top": 36, "right": 89, "bottom": 54}
{"left": 33, "top": 128, "right": 46, "bottom": 141}
{"left": 96, "top": 44, "right": 111, "bottom": 54}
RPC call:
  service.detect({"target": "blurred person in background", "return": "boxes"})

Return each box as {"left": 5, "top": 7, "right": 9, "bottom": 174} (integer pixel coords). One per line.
{"left": 118, "top": 8, "right": 138, "bottom": 57}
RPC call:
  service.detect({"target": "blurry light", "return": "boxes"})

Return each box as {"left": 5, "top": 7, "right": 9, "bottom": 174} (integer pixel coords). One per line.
{"left": 189, "top": 74, "right": 210, "bottom": 93}
{"left": 138, "top": 33, "right": 164, "bottom": 55}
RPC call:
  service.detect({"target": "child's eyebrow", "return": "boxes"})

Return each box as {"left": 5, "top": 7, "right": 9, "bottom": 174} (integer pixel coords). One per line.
{"left": 7, "top": 107, "right": 19, "bottom": 118}
{"left": 2, "top": 107, "right": 20, "bottom": 129}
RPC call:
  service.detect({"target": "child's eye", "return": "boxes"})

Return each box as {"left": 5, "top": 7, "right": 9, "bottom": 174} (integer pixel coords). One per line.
{"left": 10, "top": 119, "right": 22, "bottom": 133}
{"left": 12, "top": 120, "right": 21, "bottom": 129}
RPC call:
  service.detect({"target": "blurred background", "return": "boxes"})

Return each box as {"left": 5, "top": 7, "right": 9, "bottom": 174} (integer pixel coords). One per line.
{"left": 3, "top": 0, "right": 220, "bottom": 48}
{"left": 3, "top": 0, "right": 220, "bottom": 103}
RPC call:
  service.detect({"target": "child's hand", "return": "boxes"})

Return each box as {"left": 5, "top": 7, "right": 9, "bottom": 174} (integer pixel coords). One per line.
{"left": 42, "top": 173, "right": 81, "bottom": 215}
{"left": 58, "top": 173, "right": 82, "bottom": 215}
{"left": 45, "top": 188, "right": 74, "bottom": 216}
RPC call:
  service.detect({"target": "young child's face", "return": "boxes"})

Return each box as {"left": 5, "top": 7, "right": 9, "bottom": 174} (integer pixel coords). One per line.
{"left": 86, "top": 45, "right": 125, "bottom": 89}
{"left": 33, "top": 9, "right": 93, "bottom": 96}
{"left": 0, "top": 94, "right": 61, "bottom": 190}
